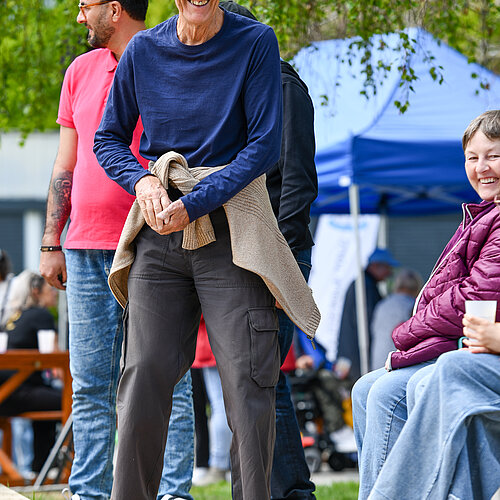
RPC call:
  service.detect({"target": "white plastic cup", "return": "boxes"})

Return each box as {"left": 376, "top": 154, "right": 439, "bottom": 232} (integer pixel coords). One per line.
{"left": 0, "top": 332, "right": 8, "bottom": 353}
{"left": 37, "top": 329, "right": 56, "bottom": 353}
{"left": 465, "top": 300, "right": 497, "bottom": 323}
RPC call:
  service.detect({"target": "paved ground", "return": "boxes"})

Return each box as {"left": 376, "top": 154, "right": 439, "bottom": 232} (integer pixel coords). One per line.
{"left": 11, "top": 464, "right": 359, "bottom": 496}
{"left": 0, "top": 484, "right": 26, "bottom": 499}
{"left": 311, "top": 463, "right": 359, "bottom": 486}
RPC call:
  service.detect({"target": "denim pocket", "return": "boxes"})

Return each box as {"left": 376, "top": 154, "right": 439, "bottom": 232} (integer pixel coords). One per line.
{"left": 248, "top": 307, "right": 280, "bottom": 388}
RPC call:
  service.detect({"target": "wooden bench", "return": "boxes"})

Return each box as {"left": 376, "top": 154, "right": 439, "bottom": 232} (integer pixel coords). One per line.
{"left": 0, "top": 351, "right": 72, "bottom": 486}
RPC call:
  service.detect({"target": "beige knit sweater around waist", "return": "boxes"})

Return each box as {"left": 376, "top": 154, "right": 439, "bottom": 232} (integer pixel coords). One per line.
{"left": 108, "top": 151, "right": 320, "bottom": 338}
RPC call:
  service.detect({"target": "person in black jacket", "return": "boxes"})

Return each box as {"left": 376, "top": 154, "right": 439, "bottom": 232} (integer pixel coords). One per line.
{"left": 267, "top": 60, "right": 319, "bottom": 500}
{"left": 0, "top": 273, "right": 61, "bottom": 473}
{"left": 219, "top": 3, "right": 319, "bottom": 498}
{"left": 266, "top": 59, "right": 317, "bottom": 260}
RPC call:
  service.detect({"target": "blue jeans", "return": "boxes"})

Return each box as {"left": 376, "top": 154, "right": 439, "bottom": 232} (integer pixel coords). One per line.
{"left": 11, "top": 418, "right": 33, "bottom": 475}
{"left": 352, "top": 360, "right": 435, "bottom": 500}
{"left": 66, "top": 250, "right": 194, "bottom": 500}
{"left": 368, "top": 350, "right": 500, "bottom": 500}
{"left": 203, "top": 366, "right": 232, "bottom": 470}
{"left": 157, "top": 370, "right": 195, "bottom": 500}
{"left": 271, "top": 248, "right": 316, "bottom": 500}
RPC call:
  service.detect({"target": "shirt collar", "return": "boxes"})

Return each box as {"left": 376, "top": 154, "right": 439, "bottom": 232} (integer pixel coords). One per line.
{"left": 104, "top": 48, "right": 118, "bottom": 73}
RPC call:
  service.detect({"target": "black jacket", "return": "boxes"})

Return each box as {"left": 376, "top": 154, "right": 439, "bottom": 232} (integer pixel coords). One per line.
{"left": 266, "top": 61, "right": 318, "bottom": 255}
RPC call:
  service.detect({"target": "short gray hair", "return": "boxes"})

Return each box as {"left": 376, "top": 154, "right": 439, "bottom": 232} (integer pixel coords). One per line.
{"left": 462, "top": 110, "right": 500, "bottom": 151}
{"left": 394, "top": 268, "right": 422, "bottom": 296}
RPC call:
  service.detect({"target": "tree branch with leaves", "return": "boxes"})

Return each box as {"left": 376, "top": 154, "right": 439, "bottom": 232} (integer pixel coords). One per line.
{"left": 1, "top": 0, "right": 498, "bottom": 138}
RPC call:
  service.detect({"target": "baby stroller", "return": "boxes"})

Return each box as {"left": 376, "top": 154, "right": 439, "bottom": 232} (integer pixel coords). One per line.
{"left": 289, "top": 337, "right": 358, "bottom": 472}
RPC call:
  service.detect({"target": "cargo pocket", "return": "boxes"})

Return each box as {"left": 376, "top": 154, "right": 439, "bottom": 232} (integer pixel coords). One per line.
{"left": 248, "top": 307, "right": 280, "bottom": 388}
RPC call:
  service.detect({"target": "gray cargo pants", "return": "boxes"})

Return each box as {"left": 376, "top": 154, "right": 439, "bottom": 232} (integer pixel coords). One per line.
{"left": 111, "top": 208, "right": 280, "bottom": 500}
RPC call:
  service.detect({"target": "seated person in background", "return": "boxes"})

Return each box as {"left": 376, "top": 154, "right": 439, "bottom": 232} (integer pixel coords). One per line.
{"left": 0, "top": 273, "right": 61, "bottom": 474}
{"left": 0, "top": 250, "right": 31, "bottom": 329}
{"left": 0, "top": 249, "right": 15, "bottom": 327}
{"left": 352, "top": 109, "right": 500, "bottom": 500}
{"left": 337, "top": 248, "right": 399, "bottom": 380}
{"left": 365, "top": 315, "right": 500, "bottom": 500}
{"left": 370, "top": 269, "right": 422, "bottom": 370}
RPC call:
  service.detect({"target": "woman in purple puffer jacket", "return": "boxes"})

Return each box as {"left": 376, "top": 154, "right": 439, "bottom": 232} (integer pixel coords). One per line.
{"left": 352, "top": 110, "right": 500, "bottom": 500}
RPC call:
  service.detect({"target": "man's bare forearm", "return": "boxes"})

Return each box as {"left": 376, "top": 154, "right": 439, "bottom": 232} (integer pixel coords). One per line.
{"left": 42, "top": 170, "right": 73, "bottom": 245}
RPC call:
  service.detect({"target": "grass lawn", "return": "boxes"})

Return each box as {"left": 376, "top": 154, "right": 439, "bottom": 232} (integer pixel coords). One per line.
{"left": 21, "top": 481, "right": 359, "bottom": 500}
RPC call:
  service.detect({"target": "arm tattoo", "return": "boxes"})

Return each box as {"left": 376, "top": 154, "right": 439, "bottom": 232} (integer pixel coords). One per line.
{"left": 43, "top": 171, "right": 73, "bottom": 241}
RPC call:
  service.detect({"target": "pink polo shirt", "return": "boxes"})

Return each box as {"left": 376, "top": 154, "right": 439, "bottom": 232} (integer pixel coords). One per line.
{"left": 57, "top": 48, "right": 148, "bottom": 250}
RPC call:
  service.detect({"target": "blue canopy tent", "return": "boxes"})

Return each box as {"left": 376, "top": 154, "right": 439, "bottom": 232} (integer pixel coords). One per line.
{"left": 292, "top": 28, "right": 500, "bottom": 216}
{"left": 292, "top": 29, "right": 500, "bottom": 374}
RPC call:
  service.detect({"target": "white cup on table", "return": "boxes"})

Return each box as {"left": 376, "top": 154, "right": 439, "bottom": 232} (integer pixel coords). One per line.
{"left": 37, "top": 329, "right": 56, "bottom": 353}
{"left": 465, "top": 300, "right": 497, "bottom": 323}
{"left": 0, "top": 332, "right": 8, "bottom": 353}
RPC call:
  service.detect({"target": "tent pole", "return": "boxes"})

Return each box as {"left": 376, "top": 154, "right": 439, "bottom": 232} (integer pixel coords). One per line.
{"left": 377, "top": 195, "right": 388, "bottom": 249}
{"left": 377, "top": 210, "right": 389, "bottom": 296}
{"left": 349, "top": 184, "right": 370, "bottom": 376}
{"left": 377, "top": 212, "right": 388, "bottom": 249}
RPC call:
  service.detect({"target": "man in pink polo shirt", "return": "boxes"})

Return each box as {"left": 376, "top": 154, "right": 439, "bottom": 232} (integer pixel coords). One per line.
{"left": 39, "top": 2, "right": 194, "bottom": 499}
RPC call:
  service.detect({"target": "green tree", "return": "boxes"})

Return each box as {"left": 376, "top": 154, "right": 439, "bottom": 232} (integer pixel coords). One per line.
{"left": 1, "top": 0, "right": 498, "bottom": 138}
{"left": 0, "top": 0, "right": 87, "bottom": 138}
{"left": 309, "top": 0, "right": 500, "bottom": 111}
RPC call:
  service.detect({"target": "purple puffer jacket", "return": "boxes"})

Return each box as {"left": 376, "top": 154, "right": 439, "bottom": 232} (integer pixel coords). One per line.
{"left": 390, "top": 201, "right": 500, "bottom": 370}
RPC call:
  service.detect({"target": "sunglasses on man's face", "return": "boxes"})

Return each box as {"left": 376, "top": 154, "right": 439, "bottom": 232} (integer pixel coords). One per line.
{"left": 78, "top": 0, "right": 112, "bottom": 20}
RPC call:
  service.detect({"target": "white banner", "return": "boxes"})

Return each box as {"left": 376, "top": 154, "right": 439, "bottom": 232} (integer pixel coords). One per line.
{"left": 309, "top": 214, "right": 380, "bottom": 361}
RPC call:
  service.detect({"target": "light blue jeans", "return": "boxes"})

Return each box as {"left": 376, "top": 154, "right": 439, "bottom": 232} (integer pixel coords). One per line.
{"left": 66, "top": 250, "right": 194, "bottom": 500}
{"left": 11, "top": 418, "right": 33, "bottom": 475}
{"left": 202, "top": 366, "right": 231, "bottom": 470}
{"left": 368, "top": 350, "right": 500, "bottom": 500}
{"left": 352, "top": 360, "right": 435, "bottom": 500}
{"left": 157, "top": 370, "right": 195, "bottom": 500}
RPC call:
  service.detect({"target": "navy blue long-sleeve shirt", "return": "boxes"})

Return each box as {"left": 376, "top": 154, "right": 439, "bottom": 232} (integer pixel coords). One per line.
{"left": 94, "top": 9, "right": 282, "bottom": 222}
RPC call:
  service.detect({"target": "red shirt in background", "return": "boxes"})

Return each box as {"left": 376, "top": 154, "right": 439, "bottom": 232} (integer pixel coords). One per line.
{"left": 192, "top": 316, "right": 296, "bottom": 372}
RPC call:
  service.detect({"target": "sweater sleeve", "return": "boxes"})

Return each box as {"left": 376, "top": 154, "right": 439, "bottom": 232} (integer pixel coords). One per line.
{"left": 391, "top": 214, "right": 500, "bottom": 368}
